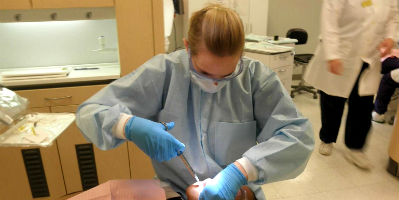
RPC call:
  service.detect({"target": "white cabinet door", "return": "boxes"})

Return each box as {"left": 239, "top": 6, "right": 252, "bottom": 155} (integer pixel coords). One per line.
{"left": 184, "top": 0, "right": 269, "bottom": 35}
{"left": 248, "top": 0, "right": 268, "bottom": 35}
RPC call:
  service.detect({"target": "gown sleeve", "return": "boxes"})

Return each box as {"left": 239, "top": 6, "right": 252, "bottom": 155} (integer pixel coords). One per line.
{"left": 243, "top": 61, "right": 314, "bottom": 184}
{"left": 76, "top": 54, "right": 169, "bottom": 150}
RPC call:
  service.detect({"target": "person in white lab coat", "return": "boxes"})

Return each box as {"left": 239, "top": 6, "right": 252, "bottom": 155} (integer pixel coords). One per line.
{"left": 304, "top": 0, "right": 398, "bottom": 169}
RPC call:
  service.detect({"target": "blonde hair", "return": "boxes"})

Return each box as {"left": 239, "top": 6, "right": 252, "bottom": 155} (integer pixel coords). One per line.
{"left": 188, "top": 4, "right": 245, "bottom": 57}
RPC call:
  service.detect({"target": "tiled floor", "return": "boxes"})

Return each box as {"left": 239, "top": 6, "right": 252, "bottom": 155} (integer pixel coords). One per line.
{"left": 261, "top": 94, "right": 399, "bottom": 200}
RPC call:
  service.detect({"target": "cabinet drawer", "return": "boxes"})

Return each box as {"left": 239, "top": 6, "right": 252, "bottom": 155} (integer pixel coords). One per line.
{"left": 269, "top": 52, "right": 294, "bottom": 69}
{"left": 281, "top": 77, "right": 292, "bottom": 93}
{"left": 245, "top": 51, "right": 294, "bottom": 69}
{"left": 272, "top": 65, "right": 293, "bottom": 81}
{"left": 244, "top": 52, "right": 269, "bottom": 66}
{"left": 16, "top": 84, "right": 106, "bottom": 108}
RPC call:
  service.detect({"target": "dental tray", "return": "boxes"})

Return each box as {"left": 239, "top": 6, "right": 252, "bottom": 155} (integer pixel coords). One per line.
{"left": 0, "top": 113, "right": 75, "bottom": 147}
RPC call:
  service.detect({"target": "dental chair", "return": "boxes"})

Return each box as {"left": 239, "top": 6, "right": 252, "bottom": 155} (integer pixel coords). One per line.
{"left": 286, "top": 28, "right": 318, "bottom": 99}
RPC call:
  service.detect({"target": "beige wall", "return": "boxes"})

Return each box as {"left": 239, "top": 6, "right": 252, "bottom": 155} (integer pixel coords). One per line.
{"left": 268, "top": 0, "right": 322, "bottom": 54}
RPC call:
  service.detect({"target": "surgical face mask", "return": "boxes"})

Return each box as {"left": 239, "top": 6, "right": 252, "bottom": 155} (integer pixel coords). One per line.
{"left": 191, "top": 73, "right": 228, "bottom": 93}
{"left": 188, "top": 49, "right": 242, "bottom": 93}
{"left": 188, "top": 50, "right": 244, "bottom": 82}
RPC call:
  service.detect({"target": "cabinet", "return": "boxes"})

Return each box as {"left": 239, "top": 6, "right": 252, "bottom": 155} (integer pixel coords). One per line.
{"left": 0, "top": 0, "right": 113, "bottom": 10}
{"left": 248, "top": 0, "right": 269, "bottom": 35}
{"left": 52, "top": 105, "right": 130, "bottom": 194}
{"left": 115, "top": 0, "right": 164, "bottom": 75}
{"left": 32, "top": 0, "right": 114, "bottom": 9}
{"left": 1, "top": 84, "right": 131, "bottom": 198}
{"left": 0, "top": 107, "right": 66, "bottom": 200}
{"left": 128, "top": 142, "right": 156, "bottom": 179}
{"left": 245, "top": 51, "right": 294, "bottom": 92}
{"left": 114, "top": 0, "right": 162, "bottom": 179}
{"left": 0, "top": 0, "right": 31, "bottom": 10}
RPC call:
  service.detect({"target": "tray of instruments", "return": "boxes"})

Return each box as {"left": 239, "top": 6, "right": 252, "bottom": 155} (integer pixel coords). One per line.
{"left": 0, "top": 112, "right": 75, "bottom": 147}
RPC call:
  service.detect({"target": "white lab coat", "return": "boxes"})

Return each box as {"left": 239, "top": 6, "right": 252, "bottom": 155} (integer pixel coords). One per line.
{"left": 304, "top": 0, "right": 398, "bottom": 98}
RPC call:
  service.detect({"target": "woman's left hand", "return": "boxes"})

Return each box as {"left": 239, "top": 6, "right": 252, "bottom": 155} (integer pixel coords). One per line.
{"left": 186, "top": 180, "right": 255, "bottom": 200}
{"left": 198, "top": 163, "right": 247, "bottom": 200}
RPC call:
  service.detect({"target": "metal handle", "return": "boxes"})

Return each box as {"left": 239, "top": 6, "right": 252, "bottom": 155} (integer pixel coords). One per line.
{"left": 44, "top": 96, "right": 72, "bottom": 101}
{"left": 278, "top": 69, "right": 287, "bottom": 72}
{"left": 14, "top": 14, "right": 21, "bottom": 21}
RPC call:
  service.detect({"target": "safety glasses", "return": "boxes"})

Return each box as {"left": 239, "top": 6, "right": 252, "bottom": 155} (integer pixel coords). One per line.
{"left": 188, "top": 50, "right": 244, "bottom": 82}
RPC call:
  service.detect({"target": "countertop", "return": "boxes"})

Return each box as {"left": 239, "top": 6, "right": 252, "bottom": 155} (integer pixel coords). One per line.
{"left": 245, "top": 34, "right": 298, "bottom": 44}
{"left": 245, "top": 42, "right": 294, "bottom": 55}
{"left": 0, "top": 63, "right": 120, "bottom": 88}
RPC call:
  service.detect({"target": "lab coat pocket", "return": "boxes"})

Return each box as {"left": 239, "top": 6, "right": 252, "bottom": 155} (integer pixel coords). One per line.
{"left": 214, "top": 121, "right": 257, "bottom": 166}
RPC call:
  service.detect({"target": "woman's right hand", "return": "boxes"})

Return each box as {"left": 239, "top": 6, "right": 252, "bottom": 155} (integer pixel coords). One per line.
{"left": 124, "top": 116, "right": 185, "bottom": 162}
{"left": 328, "top": 59, "right": 343, "bottom": 75}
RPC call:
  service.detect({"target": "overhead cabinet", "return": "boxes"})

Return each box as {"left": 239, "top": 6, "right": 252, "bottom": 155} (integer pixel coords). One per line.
{"left": 0, "top": 0, "right": 113, "bottom": 10}
{"left": 0, "top": 0, "right": 31, "bottom": 10}
{"left": 31, "top": 0, "right": 114, "bottom": 9}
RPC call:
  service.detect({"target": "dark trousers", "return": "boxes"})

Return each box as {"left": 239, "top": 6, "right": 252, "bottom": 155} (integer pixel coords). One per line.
{"left": 319, "top": 63, "right": 374, "bottom": 149}
{"left": 374, "top": 57, "right": 399, "bottom": 114}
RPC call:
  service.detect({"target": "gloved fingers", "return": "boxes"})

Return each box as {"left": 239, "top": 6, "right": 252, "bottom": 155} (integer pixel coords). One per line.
{"left": 150, "top": 130, "right": 185, "bottom": 162}
{"left": 165, "top": 132, "right": 185, "bottom": 156}
{"left": 201, "top": 178, "right": 212, "bottom": 186}
{"left": 175, "top": 142, "right": 186, "bottom": 155}
{"left": 159, "top": 121, "right": 175, "bottom": 131}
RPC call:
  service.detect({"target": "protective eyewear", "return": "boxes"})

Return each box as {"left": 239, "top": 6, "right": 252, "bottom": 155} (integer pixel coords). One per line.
{"left": 188, "top": 50, "right": 244, "bottom": 82}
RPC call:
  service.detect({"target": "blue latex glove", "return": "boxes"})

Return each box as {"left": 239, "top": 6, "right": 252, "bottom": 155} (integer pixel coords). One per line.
{"left": 199, "top": 163, "right": 248, "bottom": 200}
{"left": 125, "top": 116, "right": 185, "bottom": 162}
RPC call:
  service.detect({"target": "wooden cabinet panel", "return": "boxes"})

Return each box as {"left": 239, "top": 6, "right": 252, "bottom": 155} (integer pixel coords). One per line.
{"left": 52, "top": 105, "right": 130, "bottom": 194}
{"left": 52, "top": 106, "right": 89, "bottom": 194}
{"left": 16, "top": 84, "right": 106, "bottom": 108}
{"left": 94, "top": 142, "right": 130, "bottom": 184}
{"left": 32, "top": 0, "right": 113, "bottom": 9}
{"left": 29, "top": 107, "right": 51, "bottom": 113}
{"left": 0, "top": 0, "right": 31, "bottom": 10}
{"left": 115, "top": 0, "right": 158, "bottom": 75}
{"left": 0, "top": 106, "right": 64, "bottom": 199}
{"left": 152, "top": 0, "right": 165, "bottom": 55}
{"left": 0, "top": 147, "right": 37, "bottom": 199}
{"left": 40, "top": 143, "right": 67, "bottom": 198}
{"left": 128, "top": 142, "right": 155, "bottom": 179}
{"left": 0, "top": 144, "right": 66, "bottom": 199}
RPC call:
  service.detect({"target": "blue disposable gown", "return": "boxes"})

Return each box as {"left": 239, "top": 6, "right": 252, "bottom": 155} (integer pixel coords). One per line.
{"left": 76, "top": 50, "right": 314, "bottom": 200}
